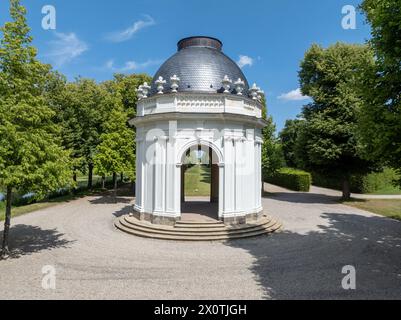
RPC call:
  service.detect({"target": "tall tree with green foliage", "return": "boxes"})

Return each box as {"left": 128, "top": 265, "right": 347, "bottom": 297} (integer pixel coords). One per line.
{"left": 51, "top": 78, "right": 108, "bottom": 189}
{"left": 279, "top": 119, "right": 304, "bottom": 168}
{"left": 358, "top": 0, "right": 401, "bottom": 186}
{"left": 111, "top": 73, "right": 152, "bottom": 118}
{"left": 261, "top": 97, "right": 284, "bottom": 179}
{"left": 43, "top": 71, "right": 84, "bottom": 182}
{"left": 93, "top": 90, "right": 135, "bottom": 198}
{"left": 102, "top": 73, "right": 151, "bottom": 181}
{"left": 297, "top": 43, "right": 377, "bottom": 199}
{"left": 0, "top": 0, "right": 71, "bottom": 258}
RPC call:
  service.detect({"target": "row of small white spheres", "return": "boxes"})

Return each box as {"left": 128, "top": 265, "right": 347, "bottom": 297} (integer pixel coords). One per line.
{"left": 136, "top": 75, "right": 181, "bottom": 100}
{"left": 136, "top": 74, "right": 264, "bottom": 101}
{"left": 222, "top": 75, "right": 264, "bottom": 101}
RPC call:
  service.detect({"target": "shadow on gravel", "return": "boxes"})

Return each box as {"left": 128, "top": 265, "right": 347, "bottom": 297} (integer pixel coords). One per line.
{"left": 88, "top": 185, "right": 134, "bottom": 205}
{"left": 0, "top": 224, "right": 73, "bottom": 259}
{"left": 266, "top": 192, "right": 340, "bottom": 204}
{"left": 113, "top": 205, "right": 133, "bottom": 218}
{"left": 225, "top": 212, "right": 401, "bottom": 299}
{"left": 89, "top": 196, "right": 132, "bottom": 205}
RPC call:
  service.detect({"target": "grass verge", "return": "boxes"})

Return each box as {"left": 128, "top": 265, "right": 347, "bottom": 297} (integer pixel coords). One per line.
{"left": 344, "top": 199, "right": 401, "bottom": 221}
{"left": 0, "top": 192, "right": 91, "bottom": 222}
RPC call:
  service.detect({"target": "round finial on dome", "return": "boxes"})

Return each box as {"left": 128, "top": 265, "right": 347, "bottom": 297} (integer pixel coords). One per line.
{"left": 222, "top": 75, "right": 232, "bottom": 93}
{"left": 141, "top": 82, "right": 151, "bottom": 98}
{"left": 170, "top": 74, "right": 180, "bottom": 93}
{"left": 136, "top": 85, "right": 144, "bottom": 100}
{"left": 155, "top": 76, "right": 166, "bottom": 95}
{"left": 257, "top": 88, "right": 265, "bottom": 101}
{"left": 234, "top": 78, "right": 245, "bottom": 95}
{"left": 249, "top": 83, "right": 259, "bottom": 100}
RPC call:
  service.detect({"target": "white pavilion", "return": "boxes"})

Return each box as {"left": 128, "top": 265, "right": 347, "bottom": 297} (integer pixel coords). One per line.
{"left": 116, "top": 37, "right": 282, "bottom": 240}
{"left": 130, "top": 36, "right": 267, "bottom": 226}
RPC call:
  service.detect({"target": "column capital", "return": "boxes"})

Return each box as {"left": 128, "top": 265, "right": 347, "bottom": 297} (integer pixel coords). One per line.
{"left": 154, "top": 135, "right": 169, "bottom": 142}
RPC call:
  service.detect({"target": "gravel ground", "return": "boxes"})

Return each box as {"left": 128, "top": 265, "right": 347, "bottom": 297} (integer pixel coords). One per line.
{"left": 1, "top": 185, "right": 401, "bottom": 300}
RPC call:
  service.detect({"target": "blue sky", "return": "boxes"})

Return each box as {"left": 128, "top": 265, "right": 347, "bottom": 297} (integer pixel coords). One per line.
{"left": 0, "top": 0, "right": 371, "bottom": 132}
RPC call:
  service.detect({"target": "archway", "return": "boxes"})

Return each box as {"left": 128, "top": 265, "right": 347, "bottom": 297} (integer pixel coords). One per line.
{"left": 180, "top": 143, "right": 220, "bottom": 222}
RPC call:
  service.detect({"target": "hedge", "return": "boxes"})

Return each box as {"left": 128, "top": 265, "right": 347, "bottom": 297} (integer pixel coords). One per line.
{"left": 266, "top": 168, "right": 311, "bottom": 192}
{"left": 312, "top": 168, "right": 400, "bottom": 194}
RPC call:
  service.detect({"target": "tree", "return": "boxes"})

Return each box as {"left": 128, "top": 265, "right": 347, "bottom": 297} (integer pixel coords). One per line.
{"left": 261, "top": 97, "right": 284, "bottom": 179}
{"left": 297, "top": 43, "right": 377, "bottom": 200}
{"left": 50, "top": 78, "right": 108, "bottom": 189}
{"left": 111, "top": 73, "right": 152, "bottom": 118}
{"left": 279, "top": 119, "right": 304, "bottom": 168}
{"left": 102, "top": 74, "right": 151, "bottom": 183}
{"left": 44, "top": 71, "right": 83, "bottom": 183}
{"left": 93, "top": 90, "right": 135, "bottom": 199}
{"left": 358, "top": 0, "right": 401, "bottom": 186}
{"left": 0, "top": 0, "right": 72, "bottom": 258}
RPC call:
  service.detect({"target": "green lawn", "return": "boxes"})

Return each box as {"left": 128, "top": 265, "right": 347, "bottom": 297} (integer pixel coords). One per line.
{"left": 184, "top": 165, "right": 211, "bottom": 197}
{"left": 344, "top": 199, "right": 401, "bottom": 221}
{"left": 0, "top": 192, "right": 88, "bottom": 222}
{"left": 368, "top": 185, "right": 401, "bottom": 195}
{"left": 0, "top": 172, "right": 122, "bottom": 222}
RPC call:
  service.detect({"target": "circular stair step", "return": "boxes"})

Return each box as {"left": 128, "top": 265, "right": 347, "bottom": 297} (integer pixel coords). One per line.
{"left": 115, "top": 215, "right": 282, "bottom": 241}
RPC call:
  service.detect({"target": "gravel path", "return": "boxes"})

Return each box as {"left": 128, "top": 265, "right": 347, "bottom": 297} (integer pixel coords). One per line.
{"left": 1, "top": 186, "right": 401, "bottom": 300}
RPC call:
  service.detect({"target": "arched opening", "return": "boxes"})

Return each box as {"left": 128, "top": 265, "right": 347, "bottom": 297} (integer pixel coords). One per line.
{"left": 180, "top": 144, "right": 220, "bottom": 222}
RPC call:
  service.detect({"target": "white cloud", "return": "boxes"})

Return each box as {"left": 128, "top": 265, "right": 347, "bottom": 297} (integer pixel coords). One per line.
{"left": 106, "top": 15, "right": 156, "bottom": 42}
{"left": 105, "top": 59, "right": 162, "bottom": 73}
{"left": 47, "top": 32, "right": 88, "bottom": 67}
{"left": 237, "top": 55, "right": 254, "bottom": 68}
{"left": 278, "top": 88, "right": 310, "bottom": 101}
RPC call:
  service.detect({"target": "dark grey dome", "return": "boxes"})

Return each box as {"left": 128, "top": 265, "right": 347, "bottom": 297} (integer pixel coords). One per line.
{"left": 150, "top": 36, "right": 249, "bottom": 95}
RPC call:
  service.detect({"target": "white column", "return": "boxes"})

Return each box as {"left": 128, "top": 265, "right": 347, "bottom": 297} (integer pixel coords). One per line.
{"left": 234, "top": 138, "right": 242, "bottom": 212}
{"left": 255, "top": 140, "right": 263, "bottom": 208}
{"left": 135, "top": 139, "right": 143, "bottom": 211}
{"left": 223, "top": 137, "right": 235, "bottom": 213}
{"left": 143, "top": 140, "right": 154, "bottom": 213}
{"left": 153, "top": 136, "right": 168, "bottom": 213}
{"left": 218, "top": 164, "right": 225, "bottom": 217}
{"left": 165, "top": 137, "right": 176, "bottom": 213}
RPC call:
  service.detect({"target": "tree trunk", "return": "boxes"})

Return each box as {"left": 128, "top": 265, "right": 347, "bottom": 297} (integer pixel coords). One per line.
{"left": 113, "top": 173, "right": 118, "bottom": 201}
{"left": 120, "top": 172, "right": 123, "bottom": 183}
{"left": 342, "top": 178, "right": 351, "bottom": 200}
{"left": 112, "top": 172, "right": 116, "bottom": 186}
{"left": 101, "top": 175, "right": 105, "bottom": 190}
{"left": 1, "top": 186, "right": 12, "bottom": 259}
{"left": 88, "top": 164, "right": 93, "bottom": 189}
{"left": 72, "top": 172, "right": 78, "bottom": 193}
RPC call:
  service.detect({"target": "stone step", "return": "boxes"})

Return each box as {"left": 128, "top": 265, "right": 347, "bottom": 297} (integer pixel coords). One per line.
{"left": 175, "top": 221, "right": 225, "bottom": 229}
{"left": 115, "top": 220, "right": 282, "bottom": 241}
{"left": 124, "top": 216, "right": 277, "bottom": 234}
{"left": 115, "top": 215, "right": 282, "bottom": 241}
{"left": 125, "top": 216, "right": 226, "bottom": 232}
{"left": 120, "top": 218, "right": 278, "bottom": 237}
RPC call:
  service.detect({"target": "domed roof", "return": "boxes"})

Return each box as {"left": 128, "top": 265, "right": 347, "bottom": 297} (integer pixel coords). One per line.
{"left": 150, "top": 36, "right": 249, "bottom": 96}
